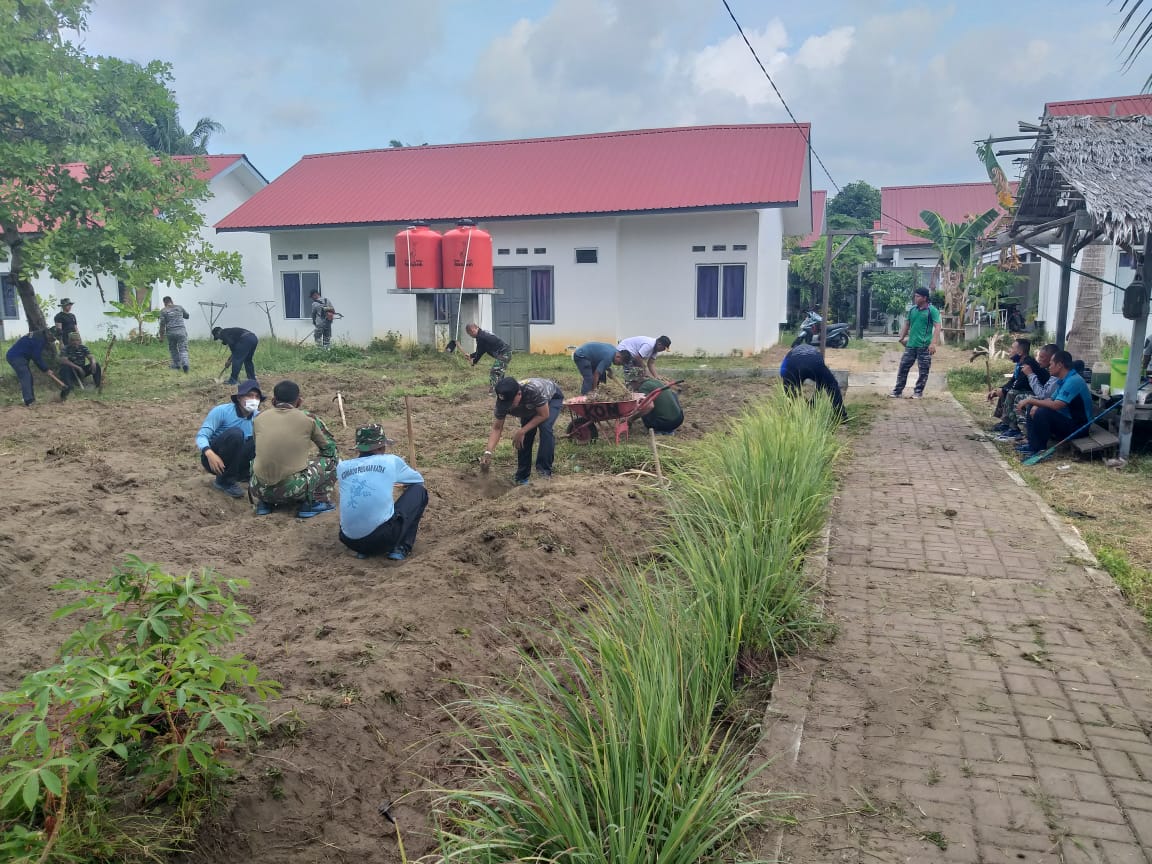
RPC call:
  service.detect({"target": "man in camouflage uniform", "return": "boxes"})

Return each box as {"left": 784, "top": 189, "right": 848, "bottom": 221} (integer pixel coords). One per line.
{"left": 465, "top": 322, "right": 512, "bottom": 393}
{"left": 158, "top": 295, "right": 191, "bottom": 372}
{"left": 249, "top": 379, "right": 339, "bottom": 517}
{"left": 58, "top": 332, "right": 102, "bottom": 390}
{"left": 310, "top": 288, "right": 333, "bottom": 349}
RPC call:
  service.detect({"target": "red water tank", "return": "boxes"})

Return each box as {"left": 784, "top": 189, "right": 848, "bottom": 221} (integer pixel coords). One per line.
{"left": 395, "top": 223, "right": 442, "bottom": 290}
{"left": 441, "top": 220, "right": 494, "bottom": 290}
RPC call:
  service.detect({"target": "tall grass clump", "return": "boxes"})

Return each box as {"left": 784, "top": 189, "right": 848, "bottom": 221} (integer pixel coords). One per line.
{"left": 436, "top": 392, "right": 841, "bottom": 863}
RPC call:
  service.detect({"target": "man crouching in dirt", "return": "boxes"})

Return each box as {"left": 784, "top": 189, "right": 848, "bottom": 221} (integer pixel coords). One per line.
{"left": 196, "top": 380, "right": 263, "bottom": 498}
{"left": 481, "top": 377, "right": 564, "bottom": 485}
{"left": 337, "top": 424, "right": 428, "bottom": 561}
{"left": 249, "top": 380, "right": 339, "bottom": 518}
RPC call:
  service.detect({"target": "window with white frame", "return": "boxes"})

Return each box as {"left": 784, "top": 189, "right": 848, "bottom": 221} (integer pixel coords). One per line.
{"left": 282, "top": 272, "right": 321, "bottom": 319}
{"left": 1, "top": 274, "right": 18, "bottom": 320}
{"left": 695, "top": 264, "right": 746, "bottom": 319}
{"left": 1114, "top": 252, "right": 1138, "bottom": 314}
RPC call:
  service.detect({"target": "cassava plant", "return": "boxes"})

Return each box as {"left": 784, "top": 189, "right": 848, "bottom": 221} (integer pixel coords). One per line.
{"left": 0, "top": 557, "right": 278, "bottom": 862}
{"left": 969, "top": 332, "right": 1006, "bottom": 393}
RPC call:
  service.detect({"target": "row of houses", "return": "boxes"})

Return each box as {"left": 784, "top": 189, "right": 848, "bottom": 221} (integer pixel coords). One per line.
{"left": 3, "top": 92, "right": 1149, "bottom": 353}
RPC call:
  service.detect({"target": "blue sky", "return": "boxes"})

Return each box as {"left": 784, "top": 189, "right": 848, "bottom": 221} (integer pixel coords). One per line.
{"left": 81, "top": 0, "right": 1147, "bottom": 189}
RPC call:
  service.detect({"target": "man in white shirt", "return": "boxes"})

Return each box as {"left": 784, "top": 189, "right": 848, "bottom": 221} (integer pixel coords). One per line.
{"left": 616, "top": 335, "right": 671, "bottom": 387}
{"left": 337, "top": 424, "right": 428, "bottom": 561}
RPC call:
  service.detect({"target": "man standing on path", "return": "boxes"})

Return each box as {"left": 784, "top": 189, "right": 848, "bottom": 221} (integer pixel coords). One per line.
{"left": 53, "top": 299, "right": 78, "bottom": 342}
{"left": 337, "top": 424, "right": 428, "bottom": 562}
{"left": 196, "top": 380, "right": 263, "bottom": 498}
{"left": 158, "top": 296, "right": 191, "bottom": 372}
{"left": 481, "top": 377, "right": 564, "bottom": 484}
{"left": 211, "top": 325, "right": 259, "bottom": 385}
{"left": 780, "top": 343, "right": 845, "bottom": 419}
{"left": 1015, "top": 350, "right": 1093, "bottom": 459}
{"left": 465, "top": 323, "right": 512, "bottom": 393}
{"left": 250, "top": 380, "right": 339, "bottom": 517}
{"left": 889, "top": 286, "right": 941, "bottom": 399}
{"left": 572, "top": 342, "right": 631, "bottom": 395}
{"left": 310, "top": 288, "right": 333, "bottom": 349}
{"left": 617, "top": 335, "right": 671, "bottom": 388}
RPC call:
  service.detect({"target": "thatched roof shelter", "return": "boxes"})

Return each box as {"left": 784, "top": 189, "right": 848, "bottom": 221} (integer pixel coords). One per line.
{"left": 1014, "top": 115, "right": 1152, "bottom": 248}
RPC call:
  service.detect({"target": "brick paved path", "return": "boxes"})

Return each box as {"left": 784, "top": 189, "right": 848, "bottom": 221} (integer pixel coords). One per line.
{"left": 756, "top": 397, "right": 1152, "bottom": 864}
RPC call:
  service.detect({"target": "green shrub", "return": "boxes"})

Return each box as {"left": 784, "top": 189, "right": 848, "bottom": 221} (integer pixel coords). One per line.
{"left": 0, "top": 557, "right": 278, "bottom": 861}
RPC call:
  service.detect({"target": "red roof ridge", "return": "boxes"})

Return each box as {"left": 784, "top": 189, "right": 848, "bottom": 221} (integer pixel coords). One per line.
{"left": 300, "top": 123, "right": 812, "bottom": 161}
{"left": 1044, "top": 93, "right": 1151, "bottom": 109}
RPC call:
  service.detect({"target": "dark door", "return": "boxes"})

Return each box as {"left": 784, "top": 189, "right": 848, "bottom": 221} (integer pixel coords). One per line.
{"left": 493, "top": 267, "right": 530, "bottom": 352}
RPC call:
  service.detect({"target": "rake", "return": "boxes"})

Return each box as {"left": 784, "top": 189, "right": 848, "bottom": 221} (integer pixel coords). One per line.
{"left": 1022, "top": 399, "right": 1123, "bottom": 466}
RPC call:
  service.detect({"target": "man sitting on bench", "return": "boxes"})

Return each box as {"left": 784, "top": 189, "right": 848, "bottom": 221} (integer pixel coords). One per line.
{"left": 1015, "top": 350, "right": 1091, "bottom": 460}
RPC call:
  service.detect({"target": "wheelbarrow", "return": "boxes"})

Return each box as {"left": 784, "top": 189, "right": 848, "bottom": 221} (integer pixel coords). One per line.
{"left": 564, "top": 380, "right": 684, "bottom": 445}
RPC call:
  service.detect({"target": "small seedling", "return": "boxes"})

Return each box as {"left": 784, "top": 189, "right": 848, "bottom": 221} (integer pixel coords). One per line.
{"left": 926, "top": 766, "right": 941, "bottom": 786}
{"left": 920, "top": 831, "right": 948, "bottom": 850}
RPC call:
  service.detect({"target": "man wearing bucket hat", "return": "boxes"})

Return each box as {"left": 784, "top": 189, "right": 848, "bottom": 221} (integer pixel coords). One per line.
{"left": 195, "top": 379, "right": 264, "bottom": 498}
{"left": 54, "top": 299, "right": 78, "bottom": 342}
{"left": 337, "top": 424, "right": 428, "bottom": 561}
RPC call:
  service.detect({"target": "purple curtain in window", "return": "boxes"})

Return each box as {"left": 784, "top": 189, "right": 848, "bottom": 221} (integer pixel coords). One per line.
{"left": 531, "top": 269, "right": 553, "bottom": 322}
{"left": 696, "top": 265, "right": 719, "bottom": 318}
{"left": 721, "top": 265, "right": 745, "bottom": 318}
{"left": 282, "top": 273, "right": 301, "bottom": 318}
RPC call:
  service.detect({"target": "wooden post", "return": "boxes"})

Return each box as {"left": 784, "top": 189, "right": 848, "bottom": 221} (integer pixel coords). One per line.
{"left": 1119, "top": 234, "right": 1152, "bottom": 460}
{"left": 1055, "top": 226, "right": 1075, "bottom": 349}
{"left": 98, "top": 335, "right": 116, "bottom": 391}
{"left": 404, "top": 395, "right": 417, "bottom": 465}
{"left": 648, "top": 428, "right": 663, "bottom": 481}
{"left": 335, "top": 392, "right": 347, "bottom": 428}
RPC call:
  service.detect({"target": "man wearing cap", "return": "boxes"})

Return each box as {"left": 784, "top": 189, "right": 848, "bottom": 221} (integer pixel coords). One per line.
{"left": 250, "top": 380, "right": 339, "bottom": 517}
{"left": 310, "top": 288, "right": 334, "bottom": 350}
{"left": 195, "top": 379, "right": 263, "bottom": 498}
{"left": 337, "top": 425, "right": 428, "bottom": 561}
{"left": 211, "top": 325, "right": 259, "bottom": 385}
{"left": 159, "top": 295, "right": 191, "bottom": 372}
{"left": 572, "top": 342, "right": 631, "bottom": 395}
{"left": 481, "top": 377, "right": 564, "bottom": 484}
{"left": 889, "top": 287, "right": 942, "bottom": 399}
{"left": 54, "top": 299, "right": 78, "bottom": 342}
{"left": 464, "top": 323, "right": 512, "bottom": 393}
{"left": 617, "top": 335, "right": 671, "bottom": 388}
{"left": 58, "top": 332, "right": 103, "bottom": 391}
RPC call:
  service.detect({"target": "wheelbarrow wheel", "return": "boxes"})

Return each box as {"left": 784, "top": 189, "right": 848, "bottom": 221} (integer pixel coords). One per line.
{"left": 566, "top": 418, "right": 599, "bottom": 444}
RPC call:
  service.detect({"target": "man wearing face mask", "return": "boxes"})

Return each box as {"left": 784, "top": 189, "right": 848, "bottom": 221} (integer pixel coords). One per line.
{"left": 196, "top": 380, "right": 264, "bottom": 498}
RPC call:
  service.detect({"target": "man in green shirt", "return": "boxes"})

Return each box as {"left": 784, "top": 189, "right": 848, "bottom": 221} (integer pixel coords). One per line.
{"left": 636, "top": 378, "right": 683, "bottom": 434}
{"left": 890, "top": 286, "right": 942, "bottom": 399}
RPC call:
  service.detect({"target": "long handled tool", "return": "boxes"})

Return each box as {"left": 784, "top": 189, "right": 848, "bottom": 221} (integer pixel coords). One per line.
{"left": 404, "top": 395, "right": 416, "bottom": 465}
{"left": 98, "top": 335, "right": 116, "bottom": 392}
{"left": 1022, "top": 399, "right": 1123, "bottom": 466}
{"left": 333, "top": 392, "right": 348, "bottom": 428}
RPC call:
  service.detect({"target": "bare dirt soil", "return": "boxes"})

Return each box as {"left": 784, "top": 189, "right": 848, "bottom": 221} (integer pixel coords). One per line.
{"left": 0, "top": 366, "right": 776, "bottom": 863}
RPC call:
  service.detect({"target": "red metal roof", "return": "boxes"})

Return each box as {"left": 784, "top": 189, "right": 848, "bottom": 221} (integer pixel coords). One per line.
{"left": 796, "top": 189, "right": 826, "bottom": 248}
{"left": 1044, "top": 95, "right": 1152, "bottom": 118}
{"left": 216, "top": 125, "right": 811, "bottom": 231}
{"left": 878, "top": 182, "right": 1016, "bottom": 247}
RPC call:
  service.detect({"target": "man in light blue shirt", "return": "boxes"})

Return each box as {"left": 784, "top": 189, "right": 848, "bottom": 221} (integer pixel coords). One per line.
{"left": 1017, "top": 350, "right": 1092, "bottom": 458}
{"left": 572, "top": 342, "right": 631, "bottom": 394}
{"left": 337, "top": 424, "right": 428, "bottom": 561}
{"left": 195, "top": 379, "right": 263, "bottom": 498}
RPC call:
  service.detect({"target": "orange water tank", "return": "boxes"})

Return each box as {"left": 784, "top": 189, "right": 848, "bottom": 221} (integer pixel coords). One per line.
{"left": 395, "top": 222, "right": 442, "bottom": 290}
{"left": 441, "top": 220, "right": 494, "bottom": 290}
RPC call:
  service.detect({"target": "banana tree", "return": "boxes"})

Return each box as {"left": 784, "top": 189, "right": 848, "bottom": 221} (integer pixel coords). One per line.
{"left": 908, "top": 208, "right": 1001, "bottom": 341}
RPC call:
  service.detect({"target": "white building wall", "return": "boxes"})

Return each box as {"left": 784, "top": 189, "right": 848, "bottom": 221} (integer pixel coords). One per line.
{"left": 617, "top": 211, "right": 762, "bottom": 355}
{"left": 268, "top": 230, "right": 373, "bottom": 344}
{"left": 757, "top": 208, "right": 788, "bottom": 350}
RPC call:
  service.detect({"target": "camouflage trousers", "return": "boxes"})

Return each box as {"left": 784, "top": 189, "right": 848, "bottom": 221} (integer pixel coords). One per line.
{"left": 1004, "top": 389, "right": 1029, "bottom": 430}
{"left": 250, "top": 456, "right": 337, "bottom": 508}
{"left": 488, "top": 349, "right": 512, "bottom": 390}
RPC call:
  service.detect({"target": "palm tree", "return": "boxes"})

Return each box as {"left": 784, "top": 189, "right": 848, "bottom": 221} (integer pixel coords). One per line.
{"left": 137, "top": 112, "right": 225, "bottom": 155}
{"left": 907, "top": 208, "right": 1001, "bottom": 341}
{"left": 1113, "top": 0, "right": 1152, "bottom": 90}
{"left": 1065, "top": 243, "right": 1109, "bottom": 365}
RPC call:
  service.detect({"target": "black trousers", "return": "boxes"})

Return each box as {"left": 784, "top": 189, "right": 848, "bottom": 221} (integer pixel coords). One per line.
{"left": 228, "top": 334, "right": 259, "bottom": 382}
{"left": 200, "top": 427, "right": 255, "bottom": 484}
{"left": 59, "top": 363, "right": 102, "bottom": 388}
{"left": 781, "top": 353, "right": 845, "bottom": 416}
{"left": 339, "top": 484, "right": 429, "bottom": 555}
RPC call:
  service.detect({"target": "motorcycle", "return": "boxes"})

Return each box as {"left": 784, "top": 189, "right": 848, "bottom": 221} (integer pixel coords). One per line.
{"left": 792, "top": 311, "right": 850, "bottom": 349}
